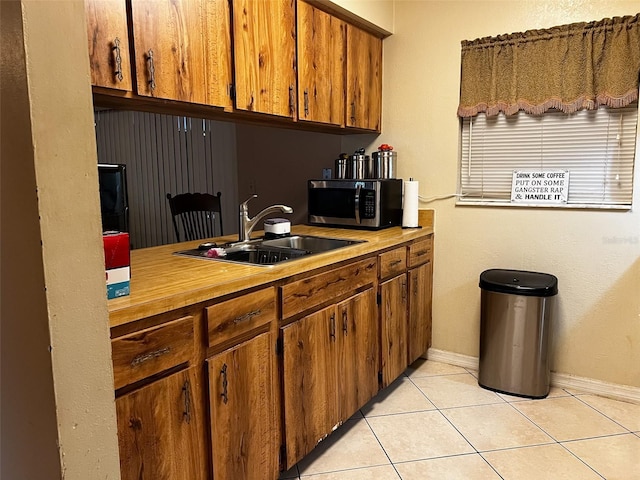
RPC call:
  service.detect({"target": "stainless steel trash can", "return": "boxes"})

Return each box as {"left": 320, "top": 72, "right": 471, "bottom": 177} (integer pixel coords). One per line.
{"left": 478, "top": 269, "right": 558, "bottom": 398}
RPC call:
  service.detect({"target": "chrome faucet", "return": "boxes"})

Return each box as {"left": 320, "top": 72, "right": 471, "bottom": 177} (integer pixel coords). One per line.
{"left": 238, "top": 195, "right": 293, "bottom": 242}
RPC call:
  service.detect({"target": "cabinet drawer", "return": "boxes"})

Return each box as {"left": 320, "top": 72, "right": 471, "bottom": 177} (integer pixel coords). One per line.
{"left": 379, "top": 247, "right": 407, "bottom": 279}
{"left": 112, "top": 316, "right": 195, "bottom": 390}
{"left": 408, "top": 237, "right": 433, "bottom": 268}
{"left": 281, "top": 257, "right": 377, "bottom": 319}
{"left": 206, "top": 287, "right": 276, "bottom": 348}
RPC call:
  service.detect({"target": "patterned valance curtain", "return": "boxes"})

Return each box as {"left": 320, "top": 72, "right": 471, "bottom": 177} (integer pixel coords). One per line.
{"left": 457, "top": 14, "right": 640, "bottom": 117}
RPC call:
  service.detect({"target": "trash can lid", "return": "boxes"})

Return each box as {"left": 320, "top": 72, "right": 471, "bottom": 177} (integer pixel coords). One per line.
{"left": 480, "top": 269, "right": 558, "bottom": 297}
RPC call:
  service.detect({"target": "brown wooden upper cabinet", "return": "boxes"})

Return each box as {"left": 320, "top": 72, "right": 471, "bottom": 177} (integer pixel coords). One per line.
{"left": 297, "top": 0, "right": 345, "bottom": 126}
{"left": 85, "top": 0, "right": 133, "bottom": 91}
{"left": 129, "top": 0, "right": 232, "bottom": 108}
{"left": 232, "top": 0, "right": 297, "bottom": 117}
{"left": 346, "top": 24, "right": 382, "bottom": 131}
{"left": 87, "top": 0, "right": 384, "bottom": 131}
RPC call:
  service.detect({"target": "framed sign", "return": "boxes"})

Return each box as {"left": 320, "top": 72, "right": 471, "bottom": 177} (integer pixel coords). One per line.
{"left": 511, "top": 170, "right": 569, "bottom": 204}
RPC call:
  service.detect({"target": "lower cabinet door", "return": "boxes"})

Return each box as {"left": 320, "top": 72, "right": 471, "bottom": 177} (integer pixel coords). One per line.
{"left": 380, "top": 274, "right": 408, "bottom": 387}
{"left": 116, "top": 366, "right": 208, "bottom": 480}
{"left": 282, "top": 305, "right": 339, "bottom": 467}
{"left": 337, "top": 288, "right": 379, "bottom": 420}
{"left": 408, "top": 261, "right": 433, "bottom": 365}
{"left": 208, "top": 332, "right": 280, "bottom": 480}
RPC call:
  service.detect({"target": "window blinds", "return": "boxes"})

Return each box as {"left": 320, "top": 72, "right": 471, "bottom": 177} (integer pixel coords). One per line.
{"left": 459, "top": 103, "right": 638, "bottom": 207}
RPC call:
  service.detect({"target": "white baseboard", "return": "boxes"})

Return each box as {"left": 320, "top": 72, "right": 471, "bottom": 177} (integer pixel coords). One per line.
{"left": 426, "top": 348, "right": 640, "bottom": 405}
{"left": 425, "top": 348, "right": 479, "bottom": 371}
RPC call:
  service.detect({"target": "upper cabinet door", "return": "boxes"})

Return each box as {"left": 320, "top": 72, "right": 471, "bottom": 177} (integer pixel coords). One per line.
{"left": 85, "top": 0, "right": 133, "bottom": 91}
{"left": 297, "top": 0, "right": 345, "bottom": 126}
{"left": 232, "top": 0, "right": 297, "bottom": 117}
{"left": 129, "top": 0, "right": 208, "bottom": 103}
{"left": 346, "top": 25, "right": 382, "bottom": 131}
{"left": 203, "top": 0, "right": 234, "bottom": 110}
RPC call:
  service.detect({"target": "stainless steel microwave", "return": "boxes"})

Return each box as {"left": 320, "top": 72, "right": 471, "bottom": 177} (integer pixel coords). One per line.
{"left": 308, "top": 179, "right": 403, "bottom": 229}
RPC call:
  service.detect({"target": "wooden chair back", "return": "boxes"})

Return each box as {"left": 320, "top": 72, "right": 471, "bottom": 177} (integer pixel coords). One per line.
{"left": 166, "top": 192, "right": 223, "bottom": 242}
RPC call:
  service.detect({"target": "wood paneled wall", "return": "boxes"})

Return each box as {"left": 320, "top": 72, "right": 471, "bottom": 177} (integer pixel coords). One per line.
{"left": 94, "top": 110, "right": 238, "bottom": 249}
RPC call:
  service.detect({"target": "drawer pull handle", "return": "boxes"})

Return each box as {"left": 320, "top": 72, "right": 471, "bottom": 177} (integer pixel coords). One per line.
{"left": 182, "top": 380, "right": 191, "bottom": 424}
{"left": 220, "top": 364, "right": 228, "bottom": 405}
{"left": 402, "top": 280, "right": 407, "bottom": 303}
{"left": 329, "top": 313, "right": 336, "bottom": 340}
{"left": 390, "top": 259, "right": 402, "bottom": 267}
{"left": 146, "top": 49, "right": 156, "bottom": 91}
{"left": 342, "top": 310, "right": 348, "bottom": 335}
{"left": 131, "top": 347, "right": 170, "bottom": 367}
{"left": 233, "top": 309, "right": 261, "bottom": 324}
{"left": 415, "top": 249, "right": 429, "bottom": 257}
{"left": 304, "top": 89, "right": 309, "bottom": 116}
{"left": 289, "top": 85, "right": 295, "bottom": 115}
{"left": 112, "top": 37, "right": 123, "bottom": 82}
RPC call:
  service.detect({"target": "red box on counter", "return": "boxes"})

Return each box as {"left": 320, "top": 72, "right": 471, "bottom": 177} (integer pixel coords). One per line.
{"left": 103, "top": 232, "right": 130, "bottom": 299}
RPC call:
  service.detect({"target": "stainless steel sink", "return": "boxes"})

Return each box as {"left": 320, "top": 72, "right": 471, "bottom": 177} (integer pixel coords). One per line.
{"left": 174, "top": 235, "right": 365, "bottom": 266}
{"left": 260, "top": 235, "right": 362, "bottom": 252}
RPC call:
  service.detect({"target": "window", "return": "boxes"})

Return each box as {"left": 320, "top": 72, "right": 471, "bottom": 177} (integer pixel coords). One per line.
{"left": 458, "top": 102, "right": 638, "bottom": 208}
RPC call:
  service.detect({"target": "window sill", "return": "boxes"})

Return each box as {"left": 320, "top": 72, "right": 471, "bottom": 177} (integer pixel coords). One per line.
{"left": 455, "top": 200, "right": 632, "bottom": 211}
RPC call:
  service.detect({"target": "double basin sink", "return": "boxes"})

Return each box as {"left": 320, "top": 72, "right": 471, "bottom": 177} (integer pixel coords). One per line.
{"left": 175, "top": 234, "right": 365, "bottom": 266}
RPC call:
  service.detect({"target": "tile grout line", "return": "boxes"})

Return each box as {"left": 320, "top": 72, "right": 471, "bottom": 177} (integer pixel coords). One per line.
{"left": 489, "top": 387, "right": 615, "bottom": 479}
{"left": 367, "top": 371, "right": 494, "bottom": 476}
{"left": 431, "top": 402, "right": 509, "bottom": 480}
{"left": 360, "top": 412, "right": 404, "bottom": 479}
{"left": 556, "top": 441, "right": 607, "bottom": 479}
{"left": 408, "top": 367, "right": 603, "bottom": 479}
{"left": 572, "top": 394, "right": 636, "bottom": 434}
{"left": 288, "top": 361, "right": 638, "bottom": 479}
{"left": 407, "top": 371, "right": 508, "bottom": 479}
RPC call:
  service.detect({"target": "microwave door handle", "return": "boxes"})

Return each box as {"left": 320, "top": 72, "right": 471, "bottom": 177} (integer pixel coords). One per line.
{"left": 354, "top": 184, "right": 361, "bottom": 224}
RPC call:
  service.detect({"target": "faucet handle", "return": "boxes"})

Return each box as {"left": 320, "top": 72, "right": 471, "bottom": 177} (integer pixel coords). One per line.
{"left": 240, "top": 194, "right": 258, "bottom": 210}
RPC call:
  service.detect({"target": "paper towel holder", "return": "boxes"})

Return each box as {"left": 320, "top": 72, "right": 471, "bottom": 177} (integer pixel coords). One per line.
{"left": 402, "top": 177, "right": 422, "bottom": 229}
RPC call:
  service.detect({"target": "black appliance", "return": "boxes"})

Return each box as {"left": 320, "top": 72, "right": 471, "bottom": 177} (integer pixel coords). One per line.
{"left": 98, "top": 163, "right": 129, "bottom": 233}
{"left": 308, "top": 179, "right": 402, "bottom": 230}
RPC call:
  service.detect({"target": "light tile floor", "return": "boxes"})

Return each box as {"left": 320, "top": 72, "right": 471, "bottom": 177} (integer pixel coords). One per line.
{"left": 280, "top": 359, "right": 640, "bottom": 480}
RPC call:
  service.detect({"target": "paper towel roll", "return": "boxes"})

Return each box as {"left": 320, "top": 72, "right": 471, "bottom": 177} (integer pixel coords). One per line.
{"left": 402, "top": 180, "right": 419, "bottom": 228}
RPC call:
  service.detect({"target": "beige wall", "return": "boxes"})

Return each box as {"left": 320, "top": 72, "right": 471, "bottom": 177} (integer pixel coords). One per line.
{"left": 331, "top": 0, "right": 395, "bottom": 33}
{"left": 367, "top": 0, "right": 640, "bottom": 387}
{"left": 1, "top": 1, "right": 120, "bottom": 478}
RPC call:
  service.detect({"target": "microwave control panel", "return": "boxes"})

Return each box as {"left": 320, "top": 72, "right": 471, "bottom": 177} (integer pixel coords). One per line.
{"left": 362, "top": 190, "right": 376, "bottom": 218}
